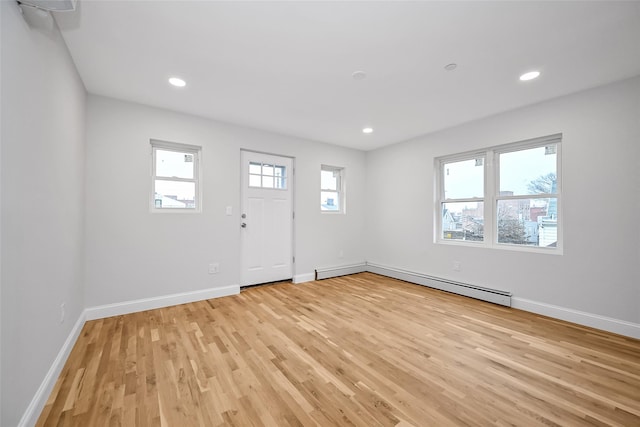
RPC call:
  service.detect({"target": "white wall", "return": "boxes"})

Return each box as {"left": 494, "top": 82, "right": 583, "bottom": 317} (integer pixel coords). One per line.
{"left": 84, "top": 95, "right": 366, "bottom": 308}
{"left": 366, "top": 76, "right": 640, "bottom": 325}
{"left": 1, "top": 3, "right": 86, "bottom": 426}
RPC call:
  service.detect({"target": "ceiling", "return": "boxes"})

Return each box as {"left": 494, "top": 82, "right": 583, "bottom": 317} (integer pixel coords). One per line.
{"left": 54, "top": 1, "right": 640, "bottom": 151}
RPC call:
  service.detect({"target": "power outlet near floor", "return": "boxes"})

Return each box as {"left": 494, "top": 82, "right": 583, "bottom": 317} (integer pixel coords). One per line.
{"left": 453, "top": 261, "right": 461, "bottom": 272}
{"left": 60, "top": 302, "right": 66, "bottom": 324}
{"left": 208, "top": 263, "right": 220, "bottom": 274}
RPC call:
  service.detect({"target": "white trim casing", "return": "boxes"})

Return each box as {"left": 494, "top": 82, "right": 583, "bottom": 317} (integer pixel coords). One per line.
{"left": 511, "top": 297, "right": 640, "bottom": 339}
{"left": 18, "top": 312, "right": 87, "bottom": 427}
{"left": 315, "top": 263, "right": 367, "bottom": 280}
{"left": 19, "top": 285, "right": 239, "bottom": 426}
{"left": 317, "top": 262, "right": 639, "bottom": 339}
{"left": 16, "top": 266, "right": 640, "bottom": 427}
{"left": 85, "top": 285, "right": 239, "bottom": 320}
{"left": 293, "top": 273, "right": 315, "bottom": 284}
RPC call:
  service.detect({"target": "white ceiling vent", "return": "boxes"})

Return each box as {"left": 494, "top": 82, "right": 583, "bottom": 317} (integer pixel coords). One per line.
{"left": 18, "top": 0, "right": 77, "bottom": 12}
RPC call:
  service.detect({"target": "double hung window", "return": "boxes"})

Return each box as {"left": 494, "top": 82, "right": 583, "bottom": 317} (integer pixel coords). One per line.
{"left": 437, "top": 134, "right": 561, "bottom": 251}
{"left": 151, "top": 140, "right": 201, "bottom": 212}
{"left": 321, "top": 165, "right": 344, "bottom": 213}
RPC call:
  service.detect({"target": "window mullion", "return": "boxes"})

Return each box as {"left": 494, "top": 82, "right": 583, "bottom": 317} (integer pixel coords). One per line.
{"left": 444, "top": 197, "right": 485, "bottom": 203}
{"left": 484, "top": 150, "right": 496, "bottom": 245}
{"left": 496, "top": 193, "right": 557, "bottom": 201}
{"left": 154, "top": 176, "right": 196, "bottom": 184}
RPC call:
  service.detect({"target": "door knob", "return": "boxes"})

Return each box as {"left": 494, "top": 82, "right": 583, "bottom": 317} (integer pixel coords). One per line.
{"left": 241, "top": 223, "right": 247, "bottom": 228}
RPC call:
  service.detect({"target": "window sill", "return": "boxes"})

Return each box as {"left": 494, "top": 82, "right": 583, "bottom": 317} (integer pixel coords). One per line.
{"left": 150, "top": 208, "right": 201, "bottom": 214}
{"left": 436, "top": 239, "right": 562, "bottom": 255}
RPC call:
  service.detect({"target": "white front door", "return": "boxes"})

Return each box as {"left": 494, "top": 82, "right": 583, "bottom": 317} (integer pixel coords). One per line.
{"left": 240, "top": 150, "right": 294, "bottom": 286}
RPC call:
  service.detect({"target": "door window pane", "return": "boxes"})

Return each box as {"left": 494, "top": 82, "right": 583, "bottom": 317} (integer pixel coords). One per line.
{"left": 248, "top": 162, "right": 287, "bottom": 189}
{"left": 249, "top": 162, "right": 262, "bottom": 174}
{"left": 275, "top": 177, "right": 286, "bottom": 190}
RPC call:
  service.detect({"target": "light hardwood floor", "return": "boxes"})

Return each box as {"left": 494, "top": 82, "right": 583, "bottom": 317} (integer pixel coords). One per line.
{"left": 37, "top": 273, "right": 640, "bottom": 426}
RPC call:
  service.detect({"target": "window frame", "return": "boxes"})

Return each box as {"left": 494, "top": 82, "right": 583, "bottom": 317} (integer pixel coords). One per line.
{"left": 150, "top": 139, "right": 202, "bottom": 213}
{"left": 320, "top": 165, "right": 345, "bottom": 214}
{"left": 435, "top": 134, "right": 562, "bottom": 253}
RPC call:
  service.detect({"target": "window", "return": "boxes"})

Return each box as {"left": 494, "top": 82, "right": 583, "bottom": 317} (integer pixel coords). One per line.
{"left": 441, "top": 156, "right": 486, "bottom": 241}
{"left": 249, "top": 162, "right": 287, "bottom": 189}
{"left": 436, "top": 134, "right": 561, "bottom": 251}
{"left": 151, "top": 140, "right": 201, "bottom": 211}
{"left": 321, "top": 165, "right": 344, "bottom": 213}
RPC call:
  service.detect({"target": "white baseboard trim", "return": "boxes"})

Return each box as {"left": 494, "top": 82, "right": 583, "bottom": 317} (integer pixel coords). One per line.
{"left": 309, "top": 262, "right": 640, "bottom": 339}
{"left": 512, "top": 297, "right": 640, "bottom": 339}
{"left": 366, "top": 262, "right": 512, "bottom": 307}
{"left": 315, "top": 262, "right": 368, "bottom": 280}
{"left": 293, "top": 272, "right": 315, "bottom": 284}
{"left": 85, "top": 285, "right": 240, "bottom": 320}
{"left": 19, "top": 311, "right": 87, "bottom": 427}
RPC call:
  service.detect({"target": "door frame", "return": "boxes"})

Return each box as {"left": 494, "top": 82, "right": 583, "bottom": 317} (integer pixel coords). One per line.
{"left": 239, "top": 149, "right": 296, "bottom": 286}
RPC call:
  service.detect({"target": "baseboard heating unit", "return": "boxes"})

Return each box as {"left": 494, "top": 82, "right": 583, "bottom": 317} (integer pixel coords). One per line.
{"left": 316, "top": 262, "right": 512, "bottom": 307}
{"left": 315, "top": 263, "right": 368, "bottom": 280}
{"left": 367, "top": 263, "right": 511, "bottom": 307}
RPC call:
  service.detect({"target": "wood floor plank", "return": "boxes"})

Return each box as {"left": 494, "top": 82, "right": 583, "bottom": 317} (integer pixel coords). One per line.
{"left": 36, "top": 272, "right": 640, "bottom": 426}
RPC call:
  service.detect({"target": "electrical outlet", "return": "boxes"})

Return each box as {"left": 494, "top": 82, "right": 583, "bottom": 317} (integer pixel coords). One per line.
{"left": 338, "top": 249, "right": 344, "bottom": 258}
{"left": 208, "top": 263, "right": 219, "bottom": 274}
{"left": 60, "top": 303, "right": 65, "bottom": 324}
{"left": 453, "top": 261, "right": 461, "bottom": 272}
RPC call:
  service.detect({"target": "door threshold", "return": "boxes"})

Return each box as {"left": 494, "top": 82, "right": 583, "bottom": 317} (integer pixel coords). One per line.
{"left": 240, "top": 278, "right": 293, "bottom": 291}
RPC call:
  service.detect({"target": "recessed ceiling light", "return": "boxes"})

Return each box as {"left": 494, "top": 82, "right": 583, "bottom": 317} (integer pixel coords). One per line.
{"left": 168, "top": 77, "right": 186, "bottom": 87}
{"left": 519, "top": 71, "right": 541, "bottom": 81}
{"left": 444, "top": 63, "right": 457, "bottom": 71}
{"left": 352, "top": 71, "right": 366, "bottom": 80}
{"left": 362, "top": 127, "right": 373, "bottom": 134}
